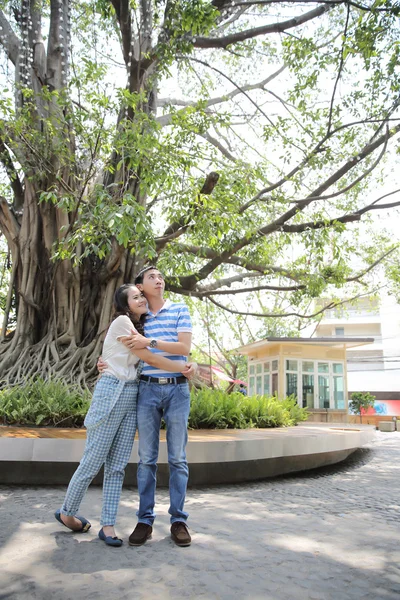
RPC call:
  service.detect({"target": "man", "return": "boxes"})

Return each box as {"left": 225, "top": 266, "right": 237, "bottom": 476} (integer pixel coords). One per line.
{"left": 117, "top": 266, "right": 194, "bottom": 547}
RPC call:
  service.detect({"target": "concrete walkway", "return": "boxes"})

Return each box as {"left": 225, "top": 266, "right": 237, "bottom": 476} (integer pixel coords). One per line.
{"left": 0, "top": 431, "right": 399, "bottom": 600}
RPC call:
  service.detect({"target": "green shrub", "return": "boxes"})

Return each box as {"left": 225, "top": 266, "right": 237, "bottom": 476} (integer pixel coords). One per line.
{"left": 0, "top": 379, "right": 309, "bottom": 429}
{"left": 189, "top": 388, "right": 308, "bottom": 429}
{"left": 0, "top": 378, "right": 91, "bottom": 427}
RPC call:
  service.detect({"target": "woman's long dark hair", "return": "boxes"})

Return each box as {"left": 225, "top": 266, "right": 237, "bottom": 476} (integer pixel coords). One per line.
{"left": 112, "top": 284, "right": 146, "bottom": 335}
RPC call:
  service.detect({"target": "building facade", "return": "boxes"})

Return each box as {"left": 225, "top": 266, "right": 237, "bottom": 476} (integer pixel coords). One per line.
{"left": 312, "top": 295, "right": 400, "bottom": 399}
{"left": 237, "top": 337, "right": 372, "bottom": 422}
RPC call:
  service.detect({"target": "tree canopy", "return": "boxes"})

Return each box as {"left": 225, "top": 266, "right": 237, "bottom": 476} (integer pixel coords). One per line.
{"left": 0, "top": 0, "right": 399, "bottom": 385}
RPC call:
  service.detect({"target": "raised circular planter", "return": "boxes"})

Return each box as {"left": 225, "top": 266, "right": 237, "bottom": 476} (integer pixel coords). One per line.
{"left": 0, "top": 423, "right": 376, "bottom": 486}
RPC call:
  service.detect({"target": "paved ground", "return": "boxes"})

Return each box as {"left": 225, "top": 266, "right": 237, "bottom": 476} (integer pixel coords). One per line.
{"left": 0, "top": 431, "right": 399, "bottom": 600}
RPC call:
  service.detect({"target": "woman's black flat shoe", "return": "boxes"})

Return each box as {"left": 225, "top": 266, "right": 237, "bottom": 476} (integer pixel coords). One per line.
{"left": 98, "top": 528, "right": 123, "bottom": 547}
{"left": 54, "top": 509, "right": 91, "bottom": 532}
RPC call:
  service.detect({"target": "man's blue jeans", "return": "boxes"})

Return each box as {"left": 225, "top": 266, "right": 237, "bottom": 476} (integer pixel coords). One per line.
{"left": 136, "top": 380, "right": 191, "bottom": 525}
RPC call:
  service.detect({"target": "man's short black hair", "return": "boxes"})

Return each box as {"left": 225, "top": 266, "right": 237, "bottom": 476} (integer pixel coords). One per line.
{"left": 134, "top": 265, "right": 161, "bottom": 285}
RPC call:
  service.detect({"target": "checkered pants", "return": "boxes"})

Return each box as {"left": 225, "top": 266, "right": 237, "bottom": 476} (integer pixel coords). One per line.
{"left": 61, "top": 374, "right": 139, "bottom": 526}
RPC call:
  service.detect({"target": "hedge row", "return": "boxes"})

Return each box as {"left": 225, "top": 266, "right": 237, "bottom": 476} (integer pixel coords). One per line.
{"left": 0, "top": 378, "right": 308, "bottom": 429}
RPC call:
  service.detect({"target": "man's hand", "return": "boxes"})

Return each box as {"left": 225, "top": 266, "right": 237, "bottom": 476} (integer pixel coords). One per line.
{"left": 97, "top": 356, "right": 108, "bottom": 373}
{"left": 181, "top": 362, "right": 198, "bottom": 380}
{"left": 120, "top": 332, "right": 149, "bottom": 350}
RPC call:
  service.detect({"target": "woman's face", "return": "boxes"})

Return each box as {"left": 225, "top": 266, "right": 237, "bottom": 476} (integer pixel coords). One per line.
{"left": 127, "top": 286, "right": 148, "bottom": 317}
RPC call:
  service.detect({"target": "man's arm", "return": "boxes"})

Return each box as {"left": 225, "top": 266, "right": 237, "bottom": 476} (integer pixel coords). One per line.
{"left": 123, "top": 331, "right": 192, "bottom": 356}
{"left": 97, "top": 349, "right": 197, "bottom": 379}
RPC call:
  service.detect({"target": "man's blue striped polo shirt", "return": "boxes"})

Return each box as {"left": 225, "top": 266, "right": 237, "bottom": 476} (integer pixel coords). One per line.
{"left": 142, "top": 299, "right": 192, "bottom": 378}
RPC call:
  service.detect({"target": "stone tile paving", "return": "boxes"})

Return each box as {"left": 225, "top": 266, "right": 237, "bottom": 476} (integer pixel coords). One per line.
{"left": 0, "top": 431, "right": 399, "bottom": 600}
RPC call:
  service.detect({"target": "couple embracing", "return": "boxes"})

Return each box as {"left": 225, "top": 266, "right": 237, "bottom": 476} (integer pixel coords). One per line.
{"left": 55, "top": 266, "right": 196, "bottom": 548}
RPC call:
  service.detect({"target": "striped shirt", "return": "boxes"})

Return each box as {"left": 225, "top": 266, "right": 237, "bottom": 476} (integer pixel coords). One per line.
{"left": 142, "top": 299, "right": 192, "bottom": 377}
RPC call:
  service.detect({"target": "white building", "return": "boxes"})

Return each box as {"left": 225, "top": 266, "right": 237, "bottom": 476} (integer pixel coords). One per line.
{"left": 312, "top": 295, "right": 400, "bottom": 397}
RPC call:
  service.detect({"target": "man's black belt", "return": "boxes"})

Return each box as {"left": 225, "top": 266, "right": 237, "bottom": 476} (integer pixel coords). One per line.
{"left": 140, "top": 375, "right": 188, "bottom": 385}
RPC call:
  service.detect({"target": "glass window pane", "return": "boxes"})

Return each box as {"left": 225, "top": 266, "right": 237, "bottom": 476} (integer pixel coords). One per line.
{"left": 249, "top": 376, "right": 255, "bottom": 395}
{"left": 272, "top": 360, "right": 278, "bottom": 371}
{"left": 256, "top": 376, "right": 262, "bottom": 395}
{"left": 335, "top": 327, "right": 344, "bottom": 336}
{"left": 334, "top": 376, "right": 345, "bottom": 409}
{"left": 263, "top": 373, "right": 270, "bottom": 395}
{"left": 302, "top": 361, "right": 314, "bottom": 373}
{"left": 333, "top": 363, "right": 343, "bottom": 374}
{"left": 256, "top": 364, "right": 262, "bottom": 374}
{"left": 272, "top": 373, "right": 278, "bottom": 395}
{"left": 263, "top": 362, "right": 270, "bottom": 372}
{"left": 318, "top": 375, "right": 330, "bottom": 408}
{"left": 249, "top": 365, "right": 255, "bottom": 375}
{"left": 318, "top": 363, "right": 329, "bottom": 374}
{"left": 302, "top": 374, "right": 314, "bottom": 409}
{"left": 286, "top": 359, "right": 298, "bottom": 371}
{"left": 286, "top": 373, "right": 297, "bottom": 397}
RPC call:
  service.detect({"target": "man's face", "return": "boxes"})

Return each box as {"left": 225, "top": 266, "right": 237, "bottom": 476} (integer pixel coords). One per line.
{"left": 137, "top": 269, "right": 165, "bottom": 297}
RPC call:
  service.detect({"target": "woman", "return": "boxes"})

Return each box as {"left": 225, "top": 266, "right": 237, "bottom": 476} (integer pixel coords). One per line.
{"left": 55, "top": 284, "right": 192, "bottom": 547}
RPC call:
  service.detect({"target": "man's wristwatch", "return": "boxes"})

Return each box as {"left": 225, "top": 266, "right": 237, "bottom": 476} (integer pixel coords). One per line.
{"left": 149, "top": 339, "right": 158, "bottom": 348}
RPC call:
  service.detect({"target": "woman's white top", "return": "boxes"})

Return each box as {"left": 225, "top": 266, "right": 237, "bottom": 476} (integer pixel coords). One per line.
{"left": 102, "top": 315, "right": 140, "bottom": 381}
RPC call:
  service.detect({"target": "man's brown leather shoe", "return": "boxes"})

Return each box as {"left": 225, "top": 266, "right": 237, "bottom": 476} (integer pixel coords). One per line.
{"left": 170, "top": 522, "right": 191, "bottom": 547}
{"left": 129, "top": 523, "right": 152, "bottom": 546}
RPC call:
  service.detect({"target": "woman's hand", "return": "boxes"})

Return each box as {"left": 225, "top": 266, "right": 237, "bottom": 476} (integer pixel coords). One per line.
{"left": 120, "top": 332, "right": 149, "bottom": 350}
{"left": 97, "top": 356, "right": 108, "bottom": 373}
{"left": 181, "top": 362, "right": 198, "bottom": 380}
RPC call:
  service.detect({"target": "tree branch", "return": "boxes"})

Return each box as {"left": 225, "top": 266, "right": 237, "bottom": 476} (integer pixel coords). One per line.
{"left": 157, "top": 65, "right": 286, "bottom": 116}
{"left": 193, "top": 4, "right": 331, "bottom": 49}
{"left": 169, "top": 243, "right": 305, "bottom": 282}
{"left": 239, "top": 118, "right": 400, "bottom": 213}
{"left": 194, "top": 271, "right": 291, "bottom": 292}
{"left": 202, "top": 283, "right": 305, "bottom": 294}
{"left": 327, "top": 4, "right": 350, "bottom": 134}
{"left": 0, "top": 196, "right": 20, "bottom": 254}
{"left": 346, "top": 247, "right": 398, "bottom": 283}
{"left": 206, "top": 289, "right": 381, "bottom": 319}
{"left": 177, "top": 123, "right": 400, "bottom": 291}
{"left": 228, "top": 0, "right": 398, "bottom": 13}
{"left": 0, "top": 9, "right": 20, "bottom": 65}
{"left": 156, "top": 172, "right": 220, "bottom": 252}
{"left": 199, "top": 132, "right": 240, "bottom": 163}
{"left": 0, "top": 141, "right": 24, "bottom": 210}
{"left": 110, "top": 0, "right": 132, "bottom": 65}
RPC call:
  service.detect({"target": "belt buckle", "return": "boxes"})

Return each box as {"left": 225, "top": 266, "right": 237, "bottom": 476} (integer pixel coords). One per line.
{"left": 158, "top": 377, "right": 169, "bottom": 384}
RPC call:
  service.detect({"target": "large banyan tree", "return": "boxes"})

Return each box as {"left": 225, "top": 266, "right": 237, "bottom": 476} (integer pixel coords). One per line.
{"left": 0, "top": 0, "right": 399, "bottom": 386}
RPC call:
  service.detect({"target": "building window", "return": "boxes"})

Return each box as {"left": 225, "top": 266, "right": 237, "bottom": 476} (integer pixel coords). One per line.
{"left": 335, "top": 327, "right": 344, "bottom": 336}
{"left": 249, "top": 376, "right": 255, "bottom": 395}
{"left": 263, "top": 373, "right": 270, "bottom": 395}
{"left": 272, "top": 373, "right": 278, "bottom": 395}
{"left": 285, "top": 359, "right": 298, "bottom": 398}
{"left": 248, "top": 359, "right": 277, "bottom": 396}
{"left": 248, "top": 358, "right": 344, "bottom": 406}
{"left": 333, "top": 375, "right": 345, "bottom": 409}
{"left": 286, "top": 373, "right": 298, "bottom": 397}
{"left": 302, "top": 361, "right": 314, "bottom": 372}
{"left": 286, "top": 359, "right": 298, "bottom": 371}
{"left": 302, "top": 374, "right": 314, "bottom": 408}
{"left": 318, "top": 375, "right": 330, "bottom": 408}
